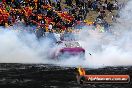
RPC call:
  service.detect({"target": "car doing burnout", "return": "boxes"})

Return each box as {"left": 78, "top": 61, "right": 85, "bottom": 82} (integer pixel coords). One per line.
{"left": 51, "top": 41, "right": 85, "bottom": 60}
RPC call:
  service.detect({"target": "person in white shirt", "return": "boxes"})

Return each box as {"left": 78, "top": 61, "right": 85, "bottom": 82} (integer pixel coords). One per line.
{"left": 48, "top": 23, "right": 53, "bottom": 32}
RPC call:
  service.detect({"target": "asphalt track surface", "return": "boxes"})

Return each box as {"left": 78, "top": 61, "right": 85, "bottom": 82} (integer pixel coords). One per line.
{"left": 0, "top": 63, "right": 131, "bottom": 88}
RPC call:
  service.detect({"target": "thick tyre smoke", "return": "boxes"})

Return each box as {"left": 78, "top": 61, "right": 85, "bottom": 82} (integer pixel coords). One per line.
{"left": 0, "top": 26, "right": 54, "bottom": 63}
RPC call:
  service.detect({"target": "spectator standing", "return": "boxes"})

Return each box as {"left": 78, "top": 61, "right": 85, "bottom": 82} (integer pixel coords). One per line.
{"left": 66, "top": 0, "right": 72, "bottom": 6}
{"left": 113, "top": 0, "right": 118, "bottom": 10}
{"left": 56, "top": 1, "right": 61, "bottom": 11}
{"left": 48, "top": 23, "right": 53, "bottom": 32}
{"left": 107, "top": 2, "right": 113, "bottom": 12}
{"left": 91, "top": 0, "right": 98, "bottom": 11}
{"left": 102, "top": 2, "right": 107, "bottom": 10}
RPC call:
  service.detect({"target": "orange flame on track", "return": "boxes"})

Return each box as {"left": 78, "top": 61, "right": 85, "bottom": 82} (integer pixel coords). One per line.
{"left": 77, "top": 67, "right": 86, "bottom": 76}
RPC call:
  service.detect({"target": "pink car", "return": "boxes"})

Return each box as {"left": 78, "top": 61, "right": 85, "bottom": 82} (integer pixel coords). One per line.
{"left": 51, "top": 41, "right": 85, "bottom": 60}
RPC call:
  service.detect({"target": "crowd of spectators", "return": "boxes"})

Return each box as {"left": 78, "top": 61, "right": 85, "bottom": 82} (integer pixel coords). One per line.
{"left": 0, "top": 0, "right": 125, "bottom": 36}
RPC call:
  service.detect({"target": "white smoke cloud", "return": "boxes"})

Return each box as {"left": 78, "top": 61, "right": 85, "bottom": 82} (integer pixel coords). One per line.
{"left": 0, "top": 26, "right": 54, "bottom": 63}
